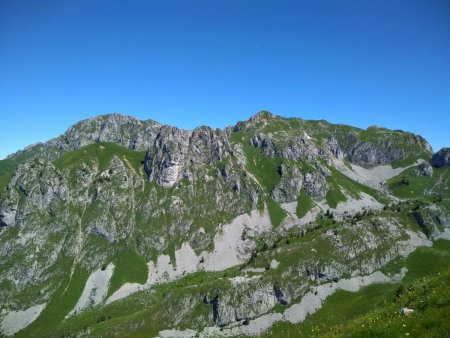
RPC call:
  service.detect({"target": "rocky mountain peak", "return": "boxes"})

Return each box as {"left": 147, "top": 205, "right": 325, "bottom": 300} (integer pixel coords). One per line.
{"left": 430, "top": 148, "right": 450, "bottom": 168}
{"left": 249, "top": 111, "right": 276, "bottom": 122}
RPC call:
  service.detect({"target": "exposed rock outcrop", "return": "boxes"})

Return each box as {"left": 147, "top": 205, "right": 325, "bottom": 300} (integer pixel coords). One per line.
{"left": 413, "top": 162, "right": 433, "bottom": 177}
{"left": 303, "top": 171, "right": 328, "bottom": 201}
{"left": 430, "top": 148, "right": 450, "bottom": 168}
{"left": 144, "top": 126, "right": 233, "bottom": 187}
{"left": 271, "top": 164, "right": 303, "bottom": 203}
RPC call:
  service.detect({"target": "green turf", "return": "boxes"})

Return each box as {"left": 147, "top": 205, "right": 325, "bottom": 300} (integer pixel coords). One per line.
{"left": 267, "top": 197, "right": 287, "bottom": 227}
{"left": 230, "top": 131, "right": 282, "bottom": 193}
{"left": 388, "top": 166, "right": 450, "bottom": 200}
{"left": 265, "top": 283, "right": 399, "bottom": 338}
{"left": 53, "top": 142, "right": 146, "bottom": 173}
{"left": 327, "top": 270, "right": 450, "bottom": 338}
{"left": 296, "top": 191, "right": 314, "bottom": 218}
{"left": 262, "top": 239, "right": 450, "bottom": 338}
{"left": 325, "top": 175, "right": 347, "bottom": 208}
{"left": 0, "top": 172, "right": 11, "bottom": 191}
{"left": 108, "top": 248, "right": 149, "bottom": 297}
{"left": 17, "top": 265, "right": 89, "bottom": 337}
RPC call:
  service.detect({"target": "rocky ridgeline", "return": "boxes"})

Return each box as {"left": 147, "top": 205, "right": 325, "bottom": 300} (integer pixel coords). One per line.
{"left": 6, "top": 112, "right": 433, "bottom": 177}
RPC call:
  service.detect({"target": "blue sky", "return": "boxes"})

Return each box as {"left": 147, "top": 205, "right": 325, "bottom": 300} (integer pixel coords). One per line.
{"left": 1, "top": 0, "right": 449, "bottom": 159}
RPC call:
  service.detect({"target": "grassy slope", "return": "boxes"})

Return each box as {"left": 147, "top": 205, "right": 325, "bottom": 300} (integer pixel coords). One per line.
{"left": 388, "top": 166, "right": 450, "bottom": 200}
{"left": 326, "top": 271, "right": 450, "bottom": 338}
{"left": 17, "top": 265, "right": 89, "bottom": 337}
{"left": 18, "top": 236, "right": 449, "bottom": 338}
{"left": 230, "top": 131, "right": 282, "bottom": 194}
{"left": 107, "top": 249, "right": 148, "bottom": 297}
{"left": 14, "top": 143, "right": 151, "bottom": 337}
{"left": 325, "top": 175, "right": 347, "bottom": 208}
{"left": 230, "top": 131, "right": 287, "bottom": 227}
{"left": 264, "top": 239, "right": 450, "bottom": 338}
{"left": 53, "top": 142, "right": 146, "bottom": 174}
{"left": 56, "top": 143, "right": 151, "bottom": 296}
{"left": 296, "top": 191, "right": 314, "bottom": 218}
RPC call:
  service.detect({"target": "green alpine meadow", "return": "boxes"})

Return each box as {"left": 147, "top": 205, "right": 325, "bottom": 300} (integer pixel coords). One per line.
{"left": 0, "top": 112, "right": 449, "bottom": 337}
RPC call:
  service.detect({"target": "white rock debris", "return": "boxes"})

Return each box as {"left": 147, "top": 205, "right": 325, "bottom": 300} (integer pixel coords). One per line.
{"left": 0, "top": 303, "right": 46, "bottom": 336}
{"left": 108, "top": 209, "right": 272, "bottom": 304}
{"left": 68, "top": 263, "right": 114, "bottom": 316}
{"left": 333, "top": 159, "right": 424, "bottom": 190}
{"left": 270, "top": 259, "right": 279, "bottom": 269}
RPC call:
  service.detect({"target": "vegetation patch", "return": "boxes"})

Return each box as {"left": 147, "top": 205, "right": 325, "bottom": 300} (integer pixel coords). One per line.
{"left": 230, "top": 131, "right": 282, "bottom": 193}
{"left": 388, "top": 166, "right": 450, "bottom": 200}
{"left": 108, "top": 248, "right": 148, "bottom": 297}
{"left": 54, "top": 142, "right": 146, "bottom": 173}
{"left": 296, "top": 192, "right": 314, "bottom": 218}
{"left": 325, "top": 176, "right": 346, "bottom": 208}
{"left": 18, "top": 266, "right": 89, "bottom": 337}
{"left": 267, "top": 197, "right": 287, "bottom": 227}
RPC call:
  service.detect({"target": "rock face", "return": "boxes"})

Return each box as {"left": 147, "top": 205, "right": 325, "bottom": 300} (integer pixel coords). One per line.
{"left": 413, "top": 162, "right": 433, "bottom": 177}
{"left": 5, "top": 112, "right": 433, "bottom": 179}
{"left": 11, "top": 159, "right": 69, "bottom": 211}
{"left": 430, "top": 148, "right": 450, "bottom": 168}
{"left": 144, "top": 126, "right": 233, "bottom": 187}
{"left": 203, "top": 279, "right": 285, "bottom": 326}
{"left": 303, "top": 171, "right": 328, "bottom": 201}
{"left": 271, "top": 164, "right": 303, "bottom": 203}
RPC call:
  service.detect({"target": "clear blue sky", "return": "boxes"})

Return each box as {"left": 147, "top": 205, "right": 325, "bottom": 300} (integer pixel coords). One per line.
{"left": 1, "top": 0, "right": 449, "bottom": 159}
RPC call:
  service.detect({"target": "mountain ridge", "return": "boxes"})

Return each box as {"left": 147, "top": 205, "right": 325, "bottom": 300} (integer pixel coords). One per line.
{"left": 0, "top": 111, "right": 448, "bottom": 337}
{"left": 1, "top": 112, "right": 434, "bottom": 183}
